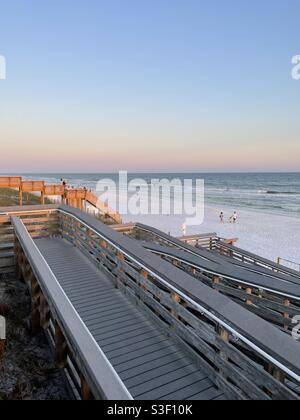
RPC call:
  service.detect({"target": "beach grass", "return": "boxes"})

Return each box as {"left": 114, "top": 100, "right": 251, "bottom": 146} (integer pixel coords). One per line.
{"left": 0, "top": 188, "right": 51, "bottom": 207}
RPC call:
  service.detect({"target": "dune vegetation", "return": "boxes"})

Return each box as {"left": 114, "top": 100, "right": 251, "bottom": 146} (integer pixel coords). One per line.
{"left": 0, "top": 188, "right": 51, "bottom": 207}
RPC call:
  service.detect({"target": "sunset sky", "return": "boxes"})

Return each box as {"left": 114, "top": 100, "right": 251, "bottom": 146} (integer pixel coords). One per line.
{"left": 0, "top": 0, "right": 299, "bottom": 173}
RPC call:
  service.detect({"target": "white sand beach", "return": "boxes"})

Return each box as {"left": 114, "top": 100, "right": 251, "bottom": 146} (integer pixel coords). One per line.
{"left": 123, "top": 205, "right": 300, "bottom": 264}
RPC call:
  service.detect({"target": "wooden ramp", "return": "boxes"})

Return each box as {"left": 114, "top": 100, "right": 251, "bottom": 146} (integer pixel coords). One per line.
{"left": 34, "top": 237, "right": 224, "bottom": 401}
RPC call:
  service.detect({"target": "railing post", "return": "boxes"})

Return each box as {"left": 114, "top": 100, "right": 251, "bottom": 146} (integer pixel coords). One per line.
{"left": 30, "top": 274, "right": 41, "bottom": 334}
{"left": 81, "top": 374, "right": 93, "bottom": 400}
{"left": 0, "top": 316, "right": 6, "bottom": 363}
{"left": 139, "top": 270, "right": 148, "bottom": 301}
{"left": 40, "top": 293, "right": 50, "bottom": 330}
{"left": 218, "top": 326, "right": 229, "bottom": 380}
{"left": 171, "top": 292, "right": 181, "bottom": 318}
{"left": 55, "top": 322, "right": 68, "bottom": 369}
{"left": 101, "top": 240, "right": 108, "bottom": 258}
{"left": 213, "top": 276, "right": 220, "bottom": 288}
{"left": 117, "top": 252, "right": 125, "bottom": 289}
{"left": 19, "top": 188, "right": 23, "bottom": 206}
{"left": 283, "top": 299, "right": 290, "bottom": 331}
{"left": 14, "top": 237, "right": 23, "bottom": 282}
{"left": 268, "top": 365, "right": 285, "bottom": 388}
{"left": 246, "top": 288, "right": 253, "bottom": 306}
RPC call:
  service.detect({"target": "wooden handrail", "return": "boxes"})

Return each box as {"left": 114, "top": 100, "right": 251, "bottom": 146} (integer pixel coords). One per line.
{"left": 216, "top": 241, "right": 300, "bottom": 279}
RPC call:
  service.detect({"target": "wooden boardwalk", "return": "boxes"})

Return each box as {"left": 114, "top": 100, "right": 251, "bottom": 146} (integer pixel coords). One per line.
{"left": 35, "top": 237, "right": 224, "bottom": 400}
{"left": 7, "top": 205, "right": 300, "bottom": 400}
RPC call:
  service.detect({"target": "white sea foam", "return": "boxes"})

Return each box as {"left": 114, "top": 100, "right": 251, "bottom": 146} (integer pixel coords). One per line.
{"left": 17, "top": 173, "right": 300, "bottom": 263}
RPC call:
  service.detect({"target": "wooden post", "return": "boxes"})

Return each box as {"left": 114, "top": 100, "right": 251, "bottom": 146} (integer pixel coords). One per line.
{"left": 40, "top": 293, "right": 50, "bottom": 330}
{"left": 139, "top": 270, "right": 148, "bottom": 300}
{"left": 218, "top": 326, "right": 229, "bottom": 379}
{"left": 55, "top": 322, "right": 68, "bottom": 368}
{"left": 273, "top": 369, "right": 285, "bottom": 383}
{"left": 14, "top": 238, "right": 23, "bottom": 282}
{"left": 283, "top": 299, "right": 290, "bottom": 331}
{"left": 117, "top": 252, "right": 125, "bottom": 286}
{"left": 213, "top": 276, "right": 220, "bottom": 289}
{"left": 275, "top": 257, "right": 281, "bottom": 273}
{"left": 246, "top": 288, "right": 253, "bottom": 305}
{"left": 41, "top": 191, "right": 45, "bottom": 205}
{"left": 30, "top": 275, "right": 41, "bottom": 334}
{"left": 101, "top": 240, "right": 108, "bottom": 258}
{"left": 19, "top": 189, "right": 23, "bottom": 206}
{"left": 0, "top": 340, "right": 5, "bottom": 362}
{"left": 0, "top": 316, "right": 6, "bottom": 362}
{"left": 81, "top": 375, "right": 93, "bottom": 400}
{"left": 171, "top": 292, "right": 181, "bottom": 318}
{"left": 268, "top": 365, "right": 285, "bottom": 385}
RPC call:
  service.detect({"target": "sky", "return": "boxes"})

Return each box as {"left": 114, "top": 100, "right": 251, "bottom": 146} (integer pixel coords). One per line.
{"left": 0, "top": 0, "right": 299, "bottom": 173}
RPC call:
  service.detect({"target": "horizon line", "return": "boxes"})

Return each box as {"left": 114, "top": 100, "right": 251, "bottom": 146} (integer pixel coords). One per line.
{"left": 1, "top": 171, "right": 300, "bottom": 175}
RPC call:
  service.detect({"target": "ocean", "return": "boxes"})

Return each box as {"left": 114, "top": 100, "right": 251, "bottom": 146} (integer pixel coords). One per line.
{"left": 18, "top": 172, "right": 300, "bottom": 218}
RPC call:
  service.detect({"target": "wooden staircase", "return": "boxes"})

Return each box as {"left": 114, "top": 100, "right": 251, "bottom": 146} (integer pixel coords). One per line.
{"left": 0, "top": 176, "right": 121, "bottom": 224}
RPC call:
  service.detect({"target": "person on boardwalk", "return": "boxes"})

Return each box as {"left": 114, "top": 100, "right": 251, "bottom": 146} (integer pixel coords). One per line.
{"left": 219, "top": 212, "right": 224, "bottom": 223}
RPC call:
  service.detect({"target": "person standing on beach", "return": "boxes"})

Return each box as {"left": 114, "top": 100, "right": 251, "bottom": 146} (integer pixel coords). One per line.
{"left": 219, "top": 212, "right": 224, "bottom": 223}
{"left": 231, "top": 211, "right": 238, "bottom": 223}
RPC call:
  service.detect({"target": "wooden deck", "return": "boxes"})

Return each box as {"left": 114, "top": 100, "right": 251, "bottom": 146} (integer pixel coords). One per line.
{"left": 34, "top": 237, "right": 224, "bottom": 401}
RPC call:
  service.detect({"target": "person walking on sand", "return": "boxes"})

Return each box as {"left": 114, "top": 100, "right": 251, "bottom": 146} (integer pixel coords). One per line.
{"left": 230, "top": 211, "right": 238, "bottom": 224}
{"left": 219, "top": 212, "right": 224, "bottom": 223}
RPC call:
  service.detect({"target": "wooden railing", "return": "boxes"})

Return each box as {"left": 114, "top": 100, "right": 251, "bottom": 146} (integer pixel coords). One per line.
{"left": 0, "top": 176, "right": 22, "bottom": 188}
{"left": 216, "top": 242, "right": 300, "bottom": 279}
{"left": 143, "top": 242, "right": 300, "bottom": 334}
{"left": 0, "top": 176, "right": 121, "bottom": 224}
{"left": 0, "top": 205, "right": 58, "bottom": 274}
{"left": 56, "top": 206, "right": 300, "bottom": 400}
{"left": 176, "top": 233, "right": 219, "bottom": 250}
{"left": 278, "top": 257, "right": 300, "bottom": 273}
{"left": 130, "top": 224, "right": 300, "bottom": 333}
{"left": 132, "top": 223, "right": 222, "bottom": 253}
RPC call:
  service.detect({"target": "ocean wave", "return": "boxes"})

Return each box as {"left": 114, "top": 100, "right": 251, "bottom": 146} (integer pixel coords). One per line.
{"left": 265, "top": 191, "right": 299, "bottom": 195}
